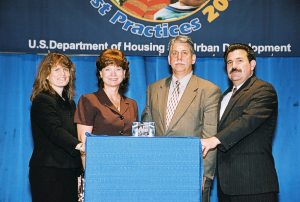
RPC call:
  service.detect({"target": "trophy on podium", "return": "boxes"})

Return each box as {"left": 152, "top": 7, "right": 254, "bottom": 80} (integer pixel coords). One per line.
{"left": 132, "top": 122, "right": 155, "bottom": 137}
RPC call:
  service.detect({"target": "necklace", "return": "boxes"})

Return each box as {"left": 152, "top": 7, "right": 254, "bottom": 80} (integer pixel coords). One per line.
{"left": 103, "top": 88, "right": 121, "bottom": 111}
{"left": 111, "top": 98, "right": 120, "bottom": 111}
{"left": 107, "top": 94, "right": 121, "bottom": 111}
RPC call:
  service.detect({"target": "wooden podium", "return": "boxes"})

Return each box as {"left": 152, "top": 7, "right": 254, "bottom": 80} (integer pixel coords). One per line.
{"left": 84, "top": 134, "right": 203, "bottom": 202}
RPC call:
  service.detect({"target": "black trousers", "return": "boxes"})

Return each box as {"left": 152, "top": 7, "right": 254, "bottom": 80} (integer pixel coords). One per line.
{"left": 218, "top": 181, "right": 278, "bottom": 202}
{"left": 29, "top": 166, "right": 80, "bottom": 202}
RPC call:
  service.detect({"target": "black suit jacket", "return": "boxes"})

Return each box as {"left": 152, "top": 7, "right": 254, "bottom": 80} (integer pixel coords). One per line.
{"left": 29, "top": 92, "right": 82, "bottom": 169}
{"left": 216, "top": 76, "right": 279, "bottom": 195}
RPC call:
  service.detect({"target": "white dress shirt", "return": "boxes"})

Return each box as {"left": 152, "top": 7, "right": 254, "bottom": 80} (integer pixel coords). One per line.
{"left": 219, "top": 82, "right": 244, "bottom": 120}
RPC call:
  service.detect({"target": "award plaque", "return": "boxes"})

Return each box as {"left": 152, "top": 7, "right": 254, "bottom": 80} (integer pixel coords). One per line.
{"left": 132, "top": 122, "right": 155, "bottom": 137}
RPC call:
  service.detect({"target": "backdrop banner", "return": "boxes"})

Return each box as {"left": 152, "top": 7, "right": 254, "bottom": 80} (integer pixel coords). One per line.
{"left": 0, "top": 0, "right": 299, "bottom": 56}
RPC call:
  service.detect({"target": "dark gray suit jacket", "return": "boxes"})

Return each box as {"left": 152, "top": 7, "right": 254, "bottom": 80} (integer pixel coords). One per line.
{"left": 216, "top": 76, "right": 279, "bottom": 195}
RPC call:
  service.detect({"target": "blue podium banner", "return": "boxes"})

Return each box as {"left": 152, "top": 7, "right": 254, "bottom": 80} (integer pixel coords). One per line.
{"left": 84, "top": 135, "right": 202, "bottom": 202}
{"left": 0, "top": 0, "right": 299, "bottom": 56}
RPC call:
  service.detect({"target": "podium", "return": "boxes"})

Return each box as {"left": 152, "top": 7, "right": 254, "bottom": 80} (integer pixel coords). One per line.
{"left": 84, "top": 134, "right": 203, "bottom": 202}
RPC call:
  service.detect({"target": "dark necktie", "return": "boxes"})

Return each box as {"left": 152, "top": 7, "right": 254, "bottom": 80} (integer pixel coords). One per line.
{"left": 232, "top": 87, "right": 237, "bottom": 95}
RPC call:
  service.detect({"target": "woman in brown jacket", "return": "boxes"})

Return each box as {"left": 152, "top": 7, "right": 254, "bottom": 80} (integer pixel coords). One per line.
{"left": 74, "top": 49, "right": 138, "bottom": 168}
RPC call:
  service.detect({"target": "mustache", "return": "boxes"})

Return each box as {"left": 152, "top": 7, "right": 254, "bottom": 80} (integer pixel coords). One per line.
{"left": 230, "top": 68, "right": 242, "bottom": 74}
{"left": 174, "top": 62, "right": 185, "bottom": 65}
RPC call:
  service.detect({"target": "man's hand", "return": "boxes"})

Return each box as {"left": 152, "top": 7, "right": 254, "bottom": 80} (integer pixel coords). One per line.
{"left": 201, "top": 137, "right": 221, "bottom": 157}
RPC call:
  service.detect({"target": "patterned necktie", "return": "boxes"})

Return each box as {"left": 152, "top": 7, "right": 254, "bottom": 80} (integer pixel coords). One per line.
{"left": 166, "top": 81, "right": 180, "bottom": 129}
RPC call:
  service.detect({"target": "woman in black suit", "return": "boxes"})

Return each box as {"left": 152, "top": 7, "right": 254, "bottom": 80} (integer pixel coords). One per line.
{"left": 29, "top": 53, "right": 83, "bottom": 202}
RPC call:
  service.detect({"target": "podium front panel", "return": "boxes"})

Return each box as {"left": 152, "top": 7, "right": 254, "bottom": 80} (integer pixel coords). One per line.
{"left": 84, "top": 135, "right": 202, "bottom": 202}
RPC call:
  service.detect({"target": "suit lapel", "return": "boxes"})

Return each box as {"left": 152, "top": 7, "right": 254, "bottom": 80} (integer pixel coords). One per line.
{"left": 158, "top": 77, "right": 171, "bottom": 131}
{"left": 219, "top": 76, "right": 257, "bottom": 126}
{"left": 218, "top": 87, "right": 232, "bottom": 125}
{"left": 120, "top": 97, "right": 129, "bottom": 115}
{"left": 168, "top": 75, "right": 198, "bottom": 129}
{"left": 219, "top": 90, "right": 243, "bottom": 125}
{"left": 96, "top": 88, "right": 129, "bottom": 116}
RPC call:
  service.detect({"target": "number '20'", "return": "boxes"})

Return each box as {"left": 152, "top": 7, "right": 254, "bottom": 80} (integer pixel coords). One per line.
{"left": 202, "top": 0, "right": 229, "bottom": 23}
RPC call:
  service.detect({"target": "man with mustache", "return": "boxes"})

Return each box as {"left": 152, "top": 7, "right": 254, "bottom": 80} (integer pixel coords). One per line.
{"left": 201, "top": 43, "right": 279, "bottom": 201}
{"left": 142, "top": 35, "right": 221, "bottom": 202}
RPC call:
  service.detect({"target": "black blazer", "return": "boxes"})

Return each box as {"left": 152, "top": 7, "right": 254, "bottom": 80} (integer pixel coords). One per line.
{"left": 29, "top": 92, "right": 82, "bottom": 169}
{"left": 216, "top": 76, "right": 279, "bottom": 195}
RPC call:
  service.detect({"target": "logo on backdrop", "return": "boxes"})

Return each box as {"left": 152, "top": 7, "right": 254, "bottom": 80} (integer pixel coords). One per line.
{"left": 1, "top": 0, "right": 298, "bottom": 56}
{"left": 90, "top": 0, "right": 229, "bottom": 38}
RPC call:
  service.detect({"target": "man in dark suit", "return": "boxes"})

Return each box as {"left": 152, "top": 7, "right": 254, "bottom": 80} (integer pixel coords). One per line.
{"left": 142, "top": 35, "right": 221, "bottom": 202}
{"left": 201, "top": 43, "right": 279, "bottom": 201}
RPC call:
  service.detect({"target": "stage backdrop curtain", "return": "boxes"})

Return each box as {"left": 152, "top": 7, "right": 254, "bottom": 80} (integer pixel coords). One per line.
{"left": 0, "top": 53, "right": 299, "bottom": 201}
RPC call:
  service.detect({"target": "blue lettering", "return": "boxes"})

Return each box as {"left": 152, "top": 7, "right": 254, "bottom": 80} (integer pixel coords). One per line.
{"left": 179, "top": 23, "right": 192, "bottom": 34}
{"left": 90, "top": 0, "right": 105, "bottom": 8}
{"left": 131, "top": 23, "right": 144, "bottom": 36}
{"left": 110, "top": 10, "right": 127, "bottom": 24}
{"left": 90, "top": 0, "right": 111, "bottom": 16}
{"left": 161, "top": 23, "right": 169, "bottom": 38}
{"left": 190, "top": 18, "right": 202, "bottom": 31}
{"left": 109, "top": 11, "right": 202, "bottom": 38}
{"left": 144, "top": 26, "right": 154, "bottom": 37}
{"left": 98, "top": 3, "right": 111, "bottom": 16}
{"left": 154, "top": 24, "right": 162, "bottom": 38}
{"left": 122, "top": 19, "right": 134, "bottom": 31}
{"left": 169, "top": 25, "right": 179, "bottom": 37}
{"left": 110, "top": 11, "right": 135, "bottom": 31}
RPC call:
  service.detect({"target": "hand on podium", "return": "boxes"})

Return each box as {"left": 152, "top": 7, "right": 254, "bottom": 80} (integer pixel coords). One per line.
{"left": 201, "top": 137, "right": 221, "bottom": 157}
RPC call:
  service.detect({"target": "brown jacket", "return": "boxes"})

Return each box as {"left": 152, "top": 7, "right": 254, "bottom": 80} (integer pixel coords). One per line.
{"left": 75, "top": 88, "right": 138, "bottom": 136}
